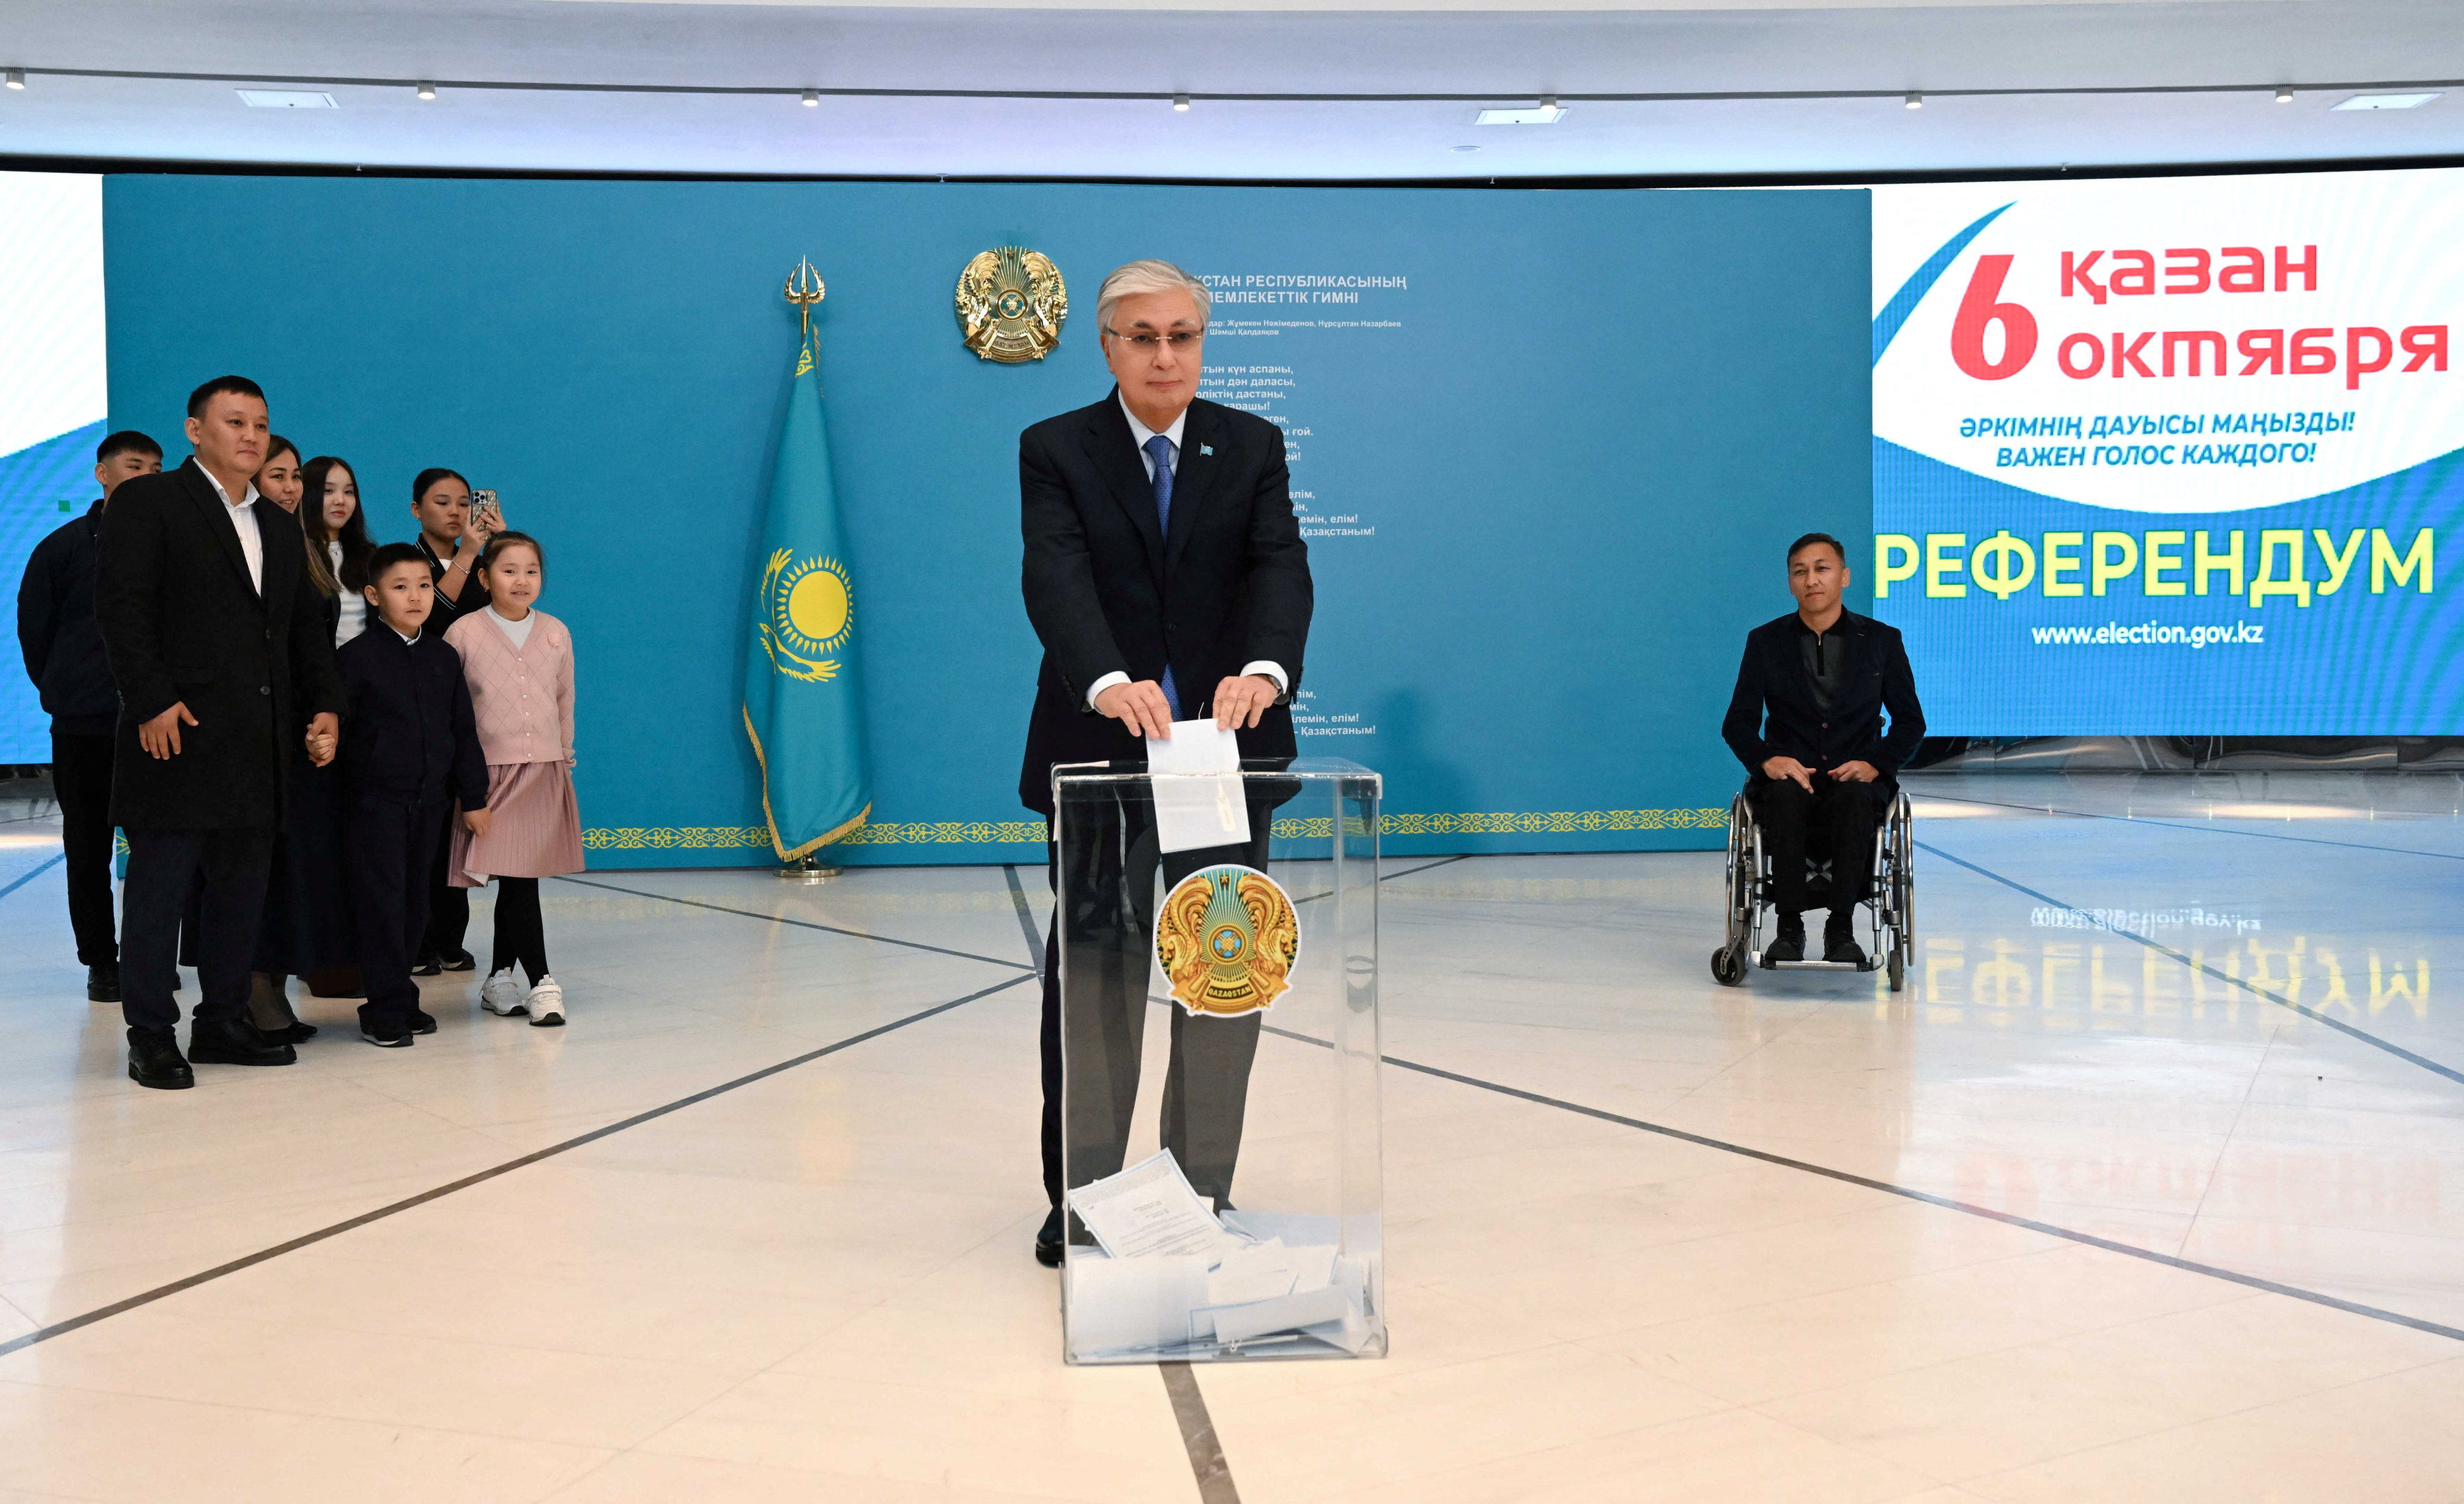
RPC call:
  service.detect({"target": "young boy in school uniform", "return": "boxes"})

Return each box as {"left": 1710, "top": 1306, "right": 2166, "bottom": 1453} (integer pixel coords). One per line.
{"left": 335, "top": 543, "right": 490, "bottom": 1047}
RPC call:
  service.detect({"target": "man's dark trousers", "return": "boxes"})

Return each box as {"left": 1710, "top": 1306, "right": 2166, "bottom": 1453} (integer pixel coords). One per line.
{"left": 1039, "top": 803, "right": 1270, "bottom": 1212}
{"left": 1752, "top": 774, "right": 1888, "bottom": 918}
{"left": 50, "top": 731, "right": 118, "bottom": 967}
{"left": 120, "top": 828, "right": 274, "bottom": 1031}
{"left": 349, "top": 797, "right": 443, "bottom": 1035}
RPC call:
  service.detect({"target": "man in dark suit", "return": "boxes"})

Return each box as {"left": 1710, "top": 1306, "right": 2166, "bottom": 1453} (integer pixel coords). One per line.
{"left": 1019, "top": 259, "right": 1312, "bottom": 1265}
{"left": 1721, "top": 532, "right": 1925, "bottom": 966}
{"left": 95, "top": 377, "right": 344, "bottom": 1089}
{"left": 17, "top": 430, "right": 162, "bottom": 1003}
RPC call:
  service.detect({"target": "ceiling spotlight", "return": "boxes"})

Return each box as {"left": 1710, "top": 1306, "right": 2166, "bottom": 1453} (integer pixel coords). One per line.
{"left": 2276, "top": 87, "right": 2295, "bottom": 104}
{"left": 1451, "top": 144, "right": 1480, "bottom": 153}
{"left": 4, "top": 69, "right": 23, "bottom": 91}
{"left": 1173, "top": 93, "right": 1190, "bottom": 112}
{"left": 415, "top": 81, "right": 436, "bottom": 101}
{"left": 1904, "top": 92, "right": 1923, "bottom": 110}
{"left": 801, "top": 90, "right": 819, "bottom": 107}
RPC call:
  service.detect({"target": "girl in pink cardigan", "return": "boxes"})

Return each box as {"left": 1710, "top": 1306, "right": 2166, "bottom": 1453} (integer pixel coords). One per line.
{"left": 445, "top": 531, "right": 583, "bottom": 1026}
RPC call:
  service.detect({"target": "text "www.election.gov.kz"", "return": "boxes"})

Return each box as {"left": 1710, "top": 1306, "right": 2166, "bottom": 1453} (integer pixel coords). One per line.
{"left": 2028, "top": 621, "right": 2265, "bottom": 649}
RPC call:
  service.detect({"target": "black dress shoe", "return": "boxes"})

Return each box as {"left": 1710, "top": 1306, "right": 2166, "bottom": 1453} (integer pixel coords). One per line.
{"left": 408, "top": 1008, "right": 439, "bottom": 1035}
{"left": 1762, "top": 914, "right": 1805, "bottom": 965}
{"left": 410, "top": 952, "right": 442, "bottom": 977}
{"left": 87, "top": 961, "right": 122, "bottom": 1003}
{"left": 126, "top": 1027, "right": 194, "bottom": 1090}
{"left": 438, "top": 948, "right": 476, "bottom": 973}
{"left": 280, "top": 1021, "right": 318, "bottom": 1044}
{"left": 187, "top": 1016, "right": 297, "bottom": 1067}
{"left": 1034, "top": 1206, "right": 1064, "bottom": 1268}
{"left": 1824, "top": 913, "right": 1867, "bottom": 966}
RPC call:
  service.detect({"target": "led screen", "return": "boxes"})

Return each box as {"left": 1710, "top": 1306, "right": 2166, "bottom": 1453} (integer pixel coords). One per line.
{"left": 1872, "top": 170, "right": 2463, "bottom": 734}
{"left": 0, "top": 171, "right": 108, "bottom": 762}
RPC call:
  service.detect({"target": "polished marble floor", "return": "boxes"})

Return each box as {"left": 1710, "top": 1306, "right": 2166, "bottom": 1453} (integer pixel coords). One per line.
{"left": 0, "top": 770, "right": 2460, "bottom": 1502}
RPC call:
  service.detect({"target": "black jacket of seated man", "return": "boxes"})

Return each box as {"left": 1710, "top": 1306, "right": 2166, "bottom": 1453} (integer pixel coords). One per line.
{"left": 1018, "top": 386, "right": 1312, "bottom": 1224}
{"left": 1721, "top": 608, "right": 1925, "bottom": 921}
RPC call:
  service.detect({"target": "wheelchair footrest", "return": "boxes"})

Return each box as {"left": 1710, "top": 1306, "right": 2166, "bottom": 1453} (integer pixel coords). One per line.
{"left": 1753, "top": 954, "right": 1883, "bottom": 973}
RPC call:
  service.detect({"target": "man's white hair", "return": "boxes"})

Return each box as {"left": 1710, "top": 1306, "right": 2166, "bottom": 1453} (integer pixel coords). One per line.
{"left": 1096, "top": 259, "right": 1211, "bottom": 334}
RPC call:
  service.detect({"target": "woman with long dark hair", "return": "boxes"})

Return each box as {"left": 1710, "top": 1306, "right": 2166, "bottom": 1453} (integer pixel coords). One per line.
{"left": 245, "top": 455, "right": 375, "bottom": 1038}
{"left": 302, "top": 455, "right": 375, "bottom": 646}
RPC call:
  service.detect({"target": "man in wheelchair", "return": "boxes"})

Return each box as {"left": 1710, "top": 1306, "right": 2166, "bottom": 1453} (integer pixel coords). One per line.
{"left": 1720, "top": 532, "right": 1925, "bottom": 966}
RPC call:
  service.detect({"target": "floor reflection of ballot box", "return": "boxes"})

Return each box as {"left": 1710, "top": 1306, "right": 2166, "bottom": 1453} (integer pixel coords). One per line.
{"left": 1053, "top": 754, "right": 1385, "bottom": 1364}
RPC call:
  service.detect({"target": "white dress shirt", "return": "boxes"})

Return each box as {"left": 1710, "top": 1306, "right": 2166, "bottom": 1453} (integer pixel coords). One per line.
{"left": 1084, "top": 395, "right": 1288, "bottom": 713}
{"left": 196, "top": 466, "right": 264, "bottom": 595}
{"left": 329, "top": 542, "right": 369, "bottom": 645}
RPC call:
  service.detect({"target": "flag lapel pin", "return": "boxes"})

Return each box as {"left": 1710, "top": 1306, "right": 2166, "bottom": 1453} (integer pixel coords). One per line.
{"left": 1199, "top": 443, "right": 1213, "bottom": 456}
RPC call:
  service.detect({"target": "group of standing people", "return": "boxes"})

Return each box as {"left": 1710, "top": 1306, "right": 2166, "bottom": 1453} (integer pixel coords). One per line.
{"left": 16, "top": 375, "right": 585, "bottom": 1090}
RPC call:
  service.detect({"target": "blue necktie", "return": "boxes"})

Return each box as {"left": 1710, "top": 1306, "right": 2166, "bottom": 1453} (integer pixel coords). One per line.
{"left": 1145, "top": 434, "right": 1182, "bottom": 720}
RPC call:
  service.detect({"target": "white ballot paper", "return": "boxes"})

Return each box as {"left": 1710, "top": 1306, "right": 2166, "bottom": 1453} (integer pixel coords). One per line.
{"left": 1067, "top": 1253, "right": 1212, "bottom": 1359}
{"left": 1145, "top": 719, "right": 1249, "bottom": 854}
{"left": 1065, "top": 1150, "right": 1235, "bottom": 1260}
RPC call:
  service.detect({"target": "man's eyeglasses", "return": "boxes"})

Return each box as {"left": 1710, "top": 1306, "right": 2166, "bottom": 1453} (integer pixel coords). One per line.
{"left": 1105, "top": 328, "right": 1205, "bottom": 350}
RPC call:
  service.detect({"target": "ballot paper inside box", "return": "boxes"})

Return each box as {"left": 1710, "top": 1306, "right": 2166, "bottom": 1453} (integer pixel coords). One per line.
{"left": 1049, "top": 757, "right": 1385, "bottom": 1364}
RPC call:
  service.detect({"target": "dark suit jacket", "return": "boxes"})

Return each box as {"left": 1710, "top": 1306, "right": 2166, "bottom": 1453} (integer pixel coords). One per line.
{"left": 1721, "top": 609, "right": 1926, "bottom": 786}
{"left": 17, "top": 501, "right": 119, "bottom": 736}
{"left": 1017, "top": 391, "right": 1312, "bottom": 814}
{"left": 95, "top": 460, "right": 344, "bottom": 830}
{"left": 334, "top": 627, "right": 489, "bottom": 812}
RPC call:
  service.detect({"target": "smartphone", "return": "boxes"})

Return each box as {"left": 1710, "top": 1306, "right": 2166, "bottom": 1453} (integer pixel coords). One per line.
{"left": 470, "top": 488, "right": 502, "bottom": 533}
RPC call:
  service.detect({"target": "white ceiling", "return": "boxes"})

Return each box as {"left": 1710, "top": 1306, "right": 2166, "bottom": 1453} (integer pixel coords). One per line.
{"left": 0, "top": 0, "right": 2457, "bottom": 179}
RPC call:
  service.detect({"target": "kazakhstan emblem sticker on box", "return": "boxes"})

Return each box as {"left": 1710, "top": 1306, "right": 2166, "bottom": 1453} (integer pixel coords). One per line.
{"left": 1155, "top": 864, "right": 1300, "bottom": 1017}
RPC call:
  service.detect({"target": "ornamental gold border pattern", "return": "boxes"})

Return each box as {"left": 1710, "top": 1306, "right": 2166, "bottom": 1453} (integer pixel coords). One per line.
{"left": 578, "top": 807, "right": 1727, "bottom": 851}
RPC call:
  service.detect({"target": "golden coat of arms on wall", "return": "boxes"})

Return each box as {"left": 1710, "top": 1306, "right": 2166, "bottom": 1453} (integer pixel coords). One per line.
{"left": 955, "top": 246, "right": 1067, "bottom": 362}
{"left": 1155, "top": 864, "right": 1301, "bottom": 1017}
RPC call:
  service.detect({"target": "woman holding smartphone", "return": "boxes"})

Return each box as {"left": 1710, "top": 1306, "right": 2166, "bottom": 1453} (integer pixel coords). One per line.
{"left": 407, "top": 469, "right": 504, "bottom": 974}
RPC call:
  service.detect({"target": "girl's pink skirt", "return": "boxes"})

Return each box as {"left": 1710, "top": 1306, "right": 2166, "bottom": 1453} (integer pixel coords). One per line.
{"left": 451, "top": 760, "right": 585, "bottom": 887}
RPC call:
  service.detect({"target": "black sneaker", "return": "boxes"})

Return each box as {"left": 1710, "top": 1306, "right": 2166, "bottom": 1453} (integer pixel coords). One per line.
{"left": 1824, "top": 913, "right": 1868, "bottom": 967}
{"left": 438, "top": 948, "right": 476, "bottom": 973}
{"left": 87, "top": 961, "right": 122, "bottom": 1003}
{"left": 126, "top": 1026, "right": 194, "bottom": 1089}
{"left": 1034, "top": 1206, "right": 1064, "bottom": 1268}
{"left": 1762, "top": 914, "right": 1805, "bottom": 964}
{"left": 408, "top": 1008, "right": 439, "bottom": 1035}
{"left": 410, "top": 952, "right": 442, "bottom": 977}
{"left": 360, "top": 1022, "right": 416, "bottom": 1048}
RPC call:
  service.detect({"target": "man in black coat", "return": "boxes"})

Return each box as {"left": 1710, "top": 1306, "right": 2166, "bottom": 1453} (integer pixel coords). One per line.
{"left": 17, "top": 430, "right": 162, "bottom": 1002}
{"left": 94, "top": 377, "right": 342, "bottom": 1089}
{"left": 1019, "top": 259, "right": 1312, "bottom": 1265}
{"left": 1721, "top": 532, "right": 1925, "bottom": 967}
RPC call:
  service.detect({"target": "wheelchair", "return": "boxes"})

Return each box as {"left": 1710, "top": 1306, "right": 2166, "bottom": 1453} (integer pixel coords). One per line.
{"left": 1711, "top": 785, "right": 1914, "bottom": 993}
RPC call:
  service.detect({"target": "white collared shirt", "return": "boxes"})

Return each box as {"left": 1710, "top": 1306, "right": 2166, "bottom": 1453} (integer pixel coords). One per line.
{"left": 196, "top": 465, "right": 264, "bottom": 595}
{"left": 1084, "top": 394, "right": 1287, "bottom": 714}
{"left": 329, "top": 542, "right": 369, "bottom": 645}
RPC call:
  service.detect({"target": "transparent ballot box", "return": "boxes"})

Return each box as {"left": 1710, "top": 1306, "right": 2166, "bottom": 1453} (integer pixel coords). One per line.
{"left": 1052, "top": 757, "right": 1385, "bottom": 1364}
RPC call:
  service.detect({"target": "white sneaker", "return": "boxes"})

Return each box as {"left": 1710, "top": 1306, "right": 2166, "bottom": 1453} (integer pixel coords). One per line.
{"left": 480, "top": 967, "right": 529, "bottom": 1017}
{"left": 526, "top": 976, "right": 566, "bottom": 1028}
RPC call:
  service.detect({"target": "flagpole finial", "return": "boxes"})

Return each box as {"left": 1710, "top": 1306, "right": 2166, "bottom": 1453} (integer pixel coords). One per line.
{"left": 783, "top": 257, "right": 826, "bottom": 343}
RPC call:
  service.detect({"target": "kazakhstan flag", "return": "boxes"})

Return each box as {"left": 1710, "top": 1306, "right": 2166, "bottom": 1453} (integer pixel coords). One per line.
{"left": 744, "top": 330, "right": 872, "bottom": 858}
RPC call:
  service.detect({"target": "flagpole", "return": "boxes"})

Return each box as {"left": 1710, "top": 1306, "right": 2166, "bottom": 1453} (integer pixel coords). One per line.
{"left": 776, "top": 256, "right": 840, "bottom": 884}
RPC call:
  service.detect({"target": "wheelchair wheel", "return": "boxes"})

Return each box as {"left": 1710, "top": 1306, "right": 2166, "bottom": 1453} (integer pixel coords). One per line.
{"left": 1886, "top": 945, "right": 1904, "bottom": 993}
{"left": 1711, "top": 945, "right": 1747, "bottom": 987}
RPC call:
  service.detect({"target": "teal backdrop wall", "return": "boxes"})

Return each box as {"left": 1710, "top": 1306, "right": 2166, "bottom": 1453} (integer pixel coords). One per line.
{"left": 100, "top": 176, "right": 1871, "bottom": 868}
